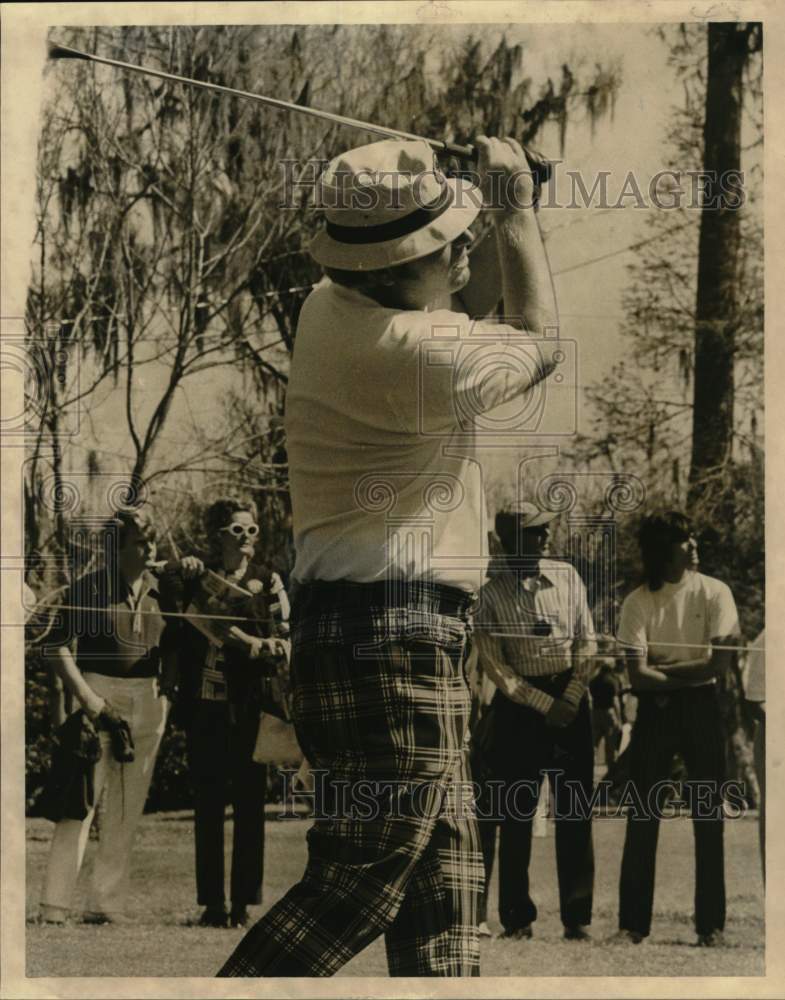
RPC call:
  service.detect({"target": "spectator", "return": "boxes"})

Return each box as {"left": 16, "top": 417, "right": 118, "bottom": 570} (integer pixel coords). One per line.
{"left": 614, "top": 511, "right": 740, "bottom": 947}
{"left": 38, "top": 507, "right": 170, "bottom": 925}
{"left": 473, "top": 501, "right": 596, "bottom": 943}
{"left": 159, "top": 497, "right": 289, "bottom": 929}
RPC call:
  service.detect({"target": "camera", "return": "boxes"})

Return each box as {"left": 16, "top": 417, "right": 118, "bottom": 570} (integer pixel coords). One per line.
{"left": 98, "top": 707, "right": 136, "bottom": 764}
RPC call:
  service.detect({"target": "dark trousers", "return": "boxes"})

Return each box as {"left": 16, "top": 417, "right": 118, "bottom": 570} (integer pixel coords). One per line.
{"left": 483, "top": 685, "right": 595, "bottom": 932}
{"left": 619, "top": 685, "right": 726, "bottom": 938}
{"left": 186, "top": 699, "right": 268, "bottom": 909}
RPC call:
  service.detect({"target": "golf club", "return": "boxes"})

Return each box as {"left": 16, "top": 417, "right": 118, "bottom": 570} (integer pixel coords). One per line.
{"left": 48, "top": 41, "right": 553, "bottom": 186}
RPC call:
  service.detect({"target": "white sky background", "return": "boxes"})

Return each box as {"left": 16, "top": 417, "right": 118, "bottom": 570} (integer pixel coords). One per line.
{"left": 30, "top": 23, "right": 719, "bottom": 484}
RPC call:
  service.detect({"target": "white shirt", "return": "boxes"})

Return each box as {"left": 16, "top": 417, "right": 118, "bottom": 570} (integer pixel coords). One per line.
{"left": 285, "top": 280, "right": 547, "bottom": 592}
{"left": 617, "top": 570, "right": 740, "bottom": 683}
{"left": 23, "top": 582, "right": 36, "bottom": 624}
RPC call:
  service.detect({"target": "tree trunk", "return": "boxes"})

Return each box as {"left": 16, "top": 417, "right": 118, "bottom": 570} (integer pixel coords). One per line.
{"left": 687, "top": 23, "right": 748, "bottom": 520}
{"left": 688, "top": 24, "right": 755, "bottom": 788}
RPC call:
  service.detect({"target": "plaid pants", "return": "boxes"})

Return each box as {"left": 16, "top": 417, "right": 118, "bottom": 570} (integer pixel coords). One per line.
{"left": 217, "top": 580, "right": 484, "bottom": 977}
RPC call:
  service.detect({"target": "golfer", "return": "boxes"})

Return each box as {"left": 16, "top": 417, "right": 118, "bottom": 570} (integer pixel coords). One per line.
{"left": 218, "top": 135, "right": 558, "bottom": 977}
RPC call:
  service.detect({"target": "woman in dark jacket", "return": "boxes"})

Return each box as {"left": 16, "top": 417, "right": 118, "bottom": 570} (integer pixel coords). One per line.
{"left": 160, "top": 497, "right": 289, "bottom": 928}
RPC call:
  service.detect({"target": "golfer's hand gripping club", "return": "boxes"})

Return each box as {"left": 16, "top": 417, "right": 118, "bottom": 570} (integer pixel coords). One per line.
{"left": 440, "top": 138, "right": 552, "bottom": 191}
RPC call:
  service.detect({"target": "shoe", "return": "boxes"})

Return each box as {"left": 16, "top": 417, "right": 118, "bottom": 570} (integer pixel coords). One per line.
{"left": 35, "top": 914, "right": 67, "bottom": 926}
{"left": 498, "top": 924, "right": 533, "bottom": 940}
{"left": 229, "top": 905, "right": 249, "bottom": 928}
{"left": 696, "top": 930, "right": 725, "bottom": 947}
{"left": 478, "top": 921, "right": 493, "bottom": 938}
{"left": 37, "top": 904, "right": 69, "bottom": 926}
{"left": 609, "top": 928, "right": 644, "bottom": 945}
{"left": 564, "top": 924, "right": 592, "bottom": 941}
{"left": 198, "top": 906, "right": 228, "bottom": 928}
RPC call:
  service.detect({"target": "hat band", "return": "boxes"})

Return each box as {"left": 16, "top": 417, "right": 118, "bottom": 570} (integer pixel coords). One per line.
{"left": 325, "top": 183, "right": 453, "bottom": 246}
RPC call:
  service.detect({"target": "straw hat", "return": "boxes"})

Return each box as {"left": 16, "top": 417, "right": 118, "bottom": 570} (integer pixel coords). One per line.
{"left": 309, "top": 139, "right": 483, "bottom": 271}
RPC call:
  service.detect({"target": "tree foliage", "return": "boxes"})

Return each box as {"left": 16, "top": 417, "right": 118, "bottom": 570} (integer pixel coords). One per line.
{"left": 570, "top": 23, "right": 762, "bottom": 614}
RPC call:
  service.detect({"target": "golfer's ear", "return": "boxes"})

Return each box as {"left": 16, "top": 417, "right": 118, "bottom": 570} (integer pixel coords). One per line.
{"left": 375, "top": 268, "right": 397, "bottom": 287}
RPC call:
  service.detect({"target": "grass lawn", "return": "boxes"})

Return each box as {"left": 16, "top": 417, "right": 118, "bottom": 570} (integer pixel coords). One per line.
{"left": 26, "top": 810, "right": 764, "bottom": 978}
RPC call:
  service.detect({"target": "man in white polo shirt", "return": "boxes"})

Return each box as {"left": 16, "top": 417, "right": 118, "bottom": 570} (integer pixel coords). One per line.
{"left": 615, "top": 511, "right": 739, "bottom": 947}
{"left": 218, "top": 135, "right": 559, "bottom": 977}
{"left": 473, "top": 502, "right": 596, "bottom": 942}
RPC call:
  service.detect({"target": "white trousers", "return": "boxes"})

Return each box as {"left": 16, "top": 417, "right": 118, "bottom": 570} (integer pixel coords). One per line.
{"left": 41, "top": 674, "right": 168, "bottom": 917}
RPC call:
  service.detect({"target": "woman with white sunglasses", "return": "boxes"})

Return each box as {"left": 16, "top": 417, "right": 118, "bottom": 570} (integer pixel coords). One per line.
{"left": 159, "top": 497, "right": 289, "bottom": 929}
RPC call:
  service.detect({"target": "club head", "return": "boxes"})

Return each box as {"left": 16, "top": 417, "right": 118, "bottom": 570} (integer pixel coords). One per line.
{"left": 48, "top": 42, "right": 90, "bottom": 62}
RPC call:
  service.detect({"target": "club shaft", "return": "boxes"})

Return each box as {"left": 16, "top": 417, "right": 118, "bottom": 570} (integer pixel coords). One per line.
{"left": 48, "top": 42, "right": 475, "bottom": 158}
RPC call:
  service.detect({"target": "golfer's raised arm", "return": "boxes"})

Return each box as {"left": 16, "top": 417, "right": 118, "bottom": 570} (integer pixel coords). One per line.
{"left": 458, "top": 136, "right": 557, "bottom": 334}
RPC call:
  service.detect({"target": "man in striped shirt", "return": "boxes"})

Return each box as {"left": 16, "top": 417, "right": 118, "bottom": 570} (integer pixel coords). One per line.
{"left": 473, "top": 501, "right": 596, "bottom": 941}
